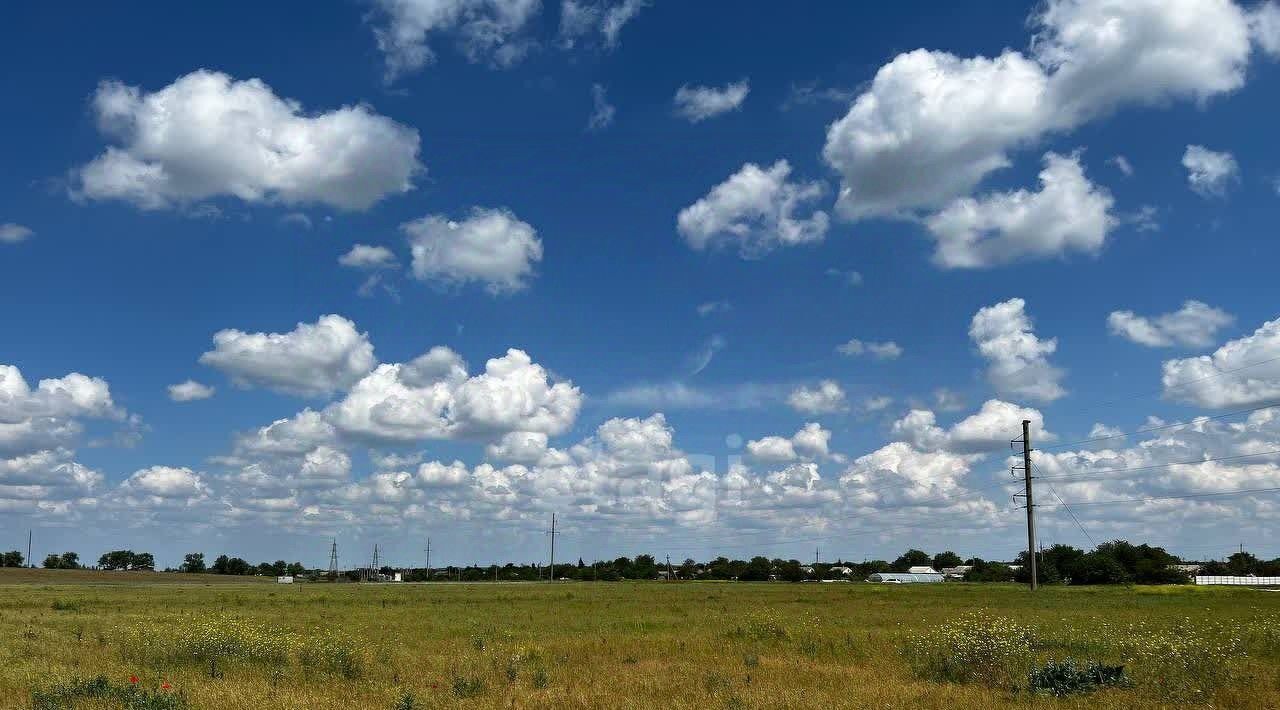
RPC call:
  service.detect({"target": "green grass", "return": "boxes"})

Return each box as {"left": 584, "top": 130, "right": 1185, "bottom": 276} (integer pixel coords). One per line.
{"left": 2, "top": 572, "right": 1278, "bottom": 708}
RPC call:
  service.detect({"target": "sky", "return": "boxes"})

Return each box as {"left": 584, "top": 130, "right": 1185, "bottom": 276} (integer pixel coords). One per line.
{"left": 3, "top": 0, "right": 1280, "bottom": 571}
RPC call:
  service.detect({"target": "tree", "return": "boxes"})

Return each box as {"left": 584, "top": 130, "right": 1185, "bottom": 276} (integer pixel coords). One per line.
{"left": 59, "top": 552, "right": 80, "bottom": 569}
{"left": 891, "top": 549, "right": 931, "bottom": 572}
{"left": 210, "top": 554, "right": 231, "bottom": 574}
{"left": 739, "top": 556, "right": 772, "bottom": 582}
{"left": 286, "top": 562, "right": 305, "bottom": 576}
{"left": 777, "top": 560, "right": 805, "bottom": 583}
{"left": 2, "top": 551, "right": 25, "bottom": 568}
{"left": 43, "top": 554, "right": 62, "bottom": 569}
{"left": 98, "top": 550, "right": 139, "bottom": 570}
{"left": 963, "top": 559, "right": 1015, "bottom": 582}
{"left": 181, "top": 553, "right": 206, "bottom": 573}
{"left": 132, "top": 553, "right": 155, "bottom": 571}
{"left": 270, "top": 560, "right": 288, "bottom": 577}
{"left": 932, "top": 551, "right": 963, "bottom": 570}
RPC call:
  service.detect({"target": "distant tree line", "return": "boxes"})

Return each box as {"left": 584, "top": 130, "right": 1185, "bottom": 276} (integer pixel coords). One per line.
{"left": 43, "top": 552, "right": 81, "bottom": 569}
{"left": 179, "top": 553, "right": 306, "bottom": 577}
{"left": 1, "top": 551, "right": 25, "bottom": 568}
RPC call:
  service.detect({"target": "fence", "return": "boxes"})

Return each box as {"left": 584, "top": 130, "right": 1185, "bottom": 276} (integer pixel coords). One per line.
{"left": 1194, "top": 575, "right": 1280, "bottom": 586}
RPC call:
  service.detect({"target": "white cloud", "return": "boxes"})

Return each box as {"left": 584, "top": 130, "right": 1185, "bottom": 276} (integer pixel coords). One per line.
{"left": 1253, "top": 1, "right": 1280, "bottom": 56}
{"left": 836, "top": 338, "right": 902, "bottom": 360}
{"left": 825, "top": 268, "right": 864, "bottom": 286}
{"left": 0, "top": 223, "right": 33, "bottom": 244}
{"left": 1162, "top": 316, "right": 1280, "bottom": 408}
{"left": 372, "top": 0, "right": 540, "bottom": 80}
{"left": 167, "top": 380, "right": 215, "bottom": 402}
{"left": 587, "top": 83, "right": 615, "bottom": 132}
{"left": 1108, "top": 300, "right": 1234, "bottom": 347}
{"left": 970, "top": 298, "right": 1066, "bottom": 402}
{"left": 1182, "top": 145, "right": 1239, "bottom": 197}
{"left": 1109, "top": 155, "right": 1134, "bottom": 176}
{"left": 199, "top": 314, "right": 377, "bottom": 397}
{"left": 696, "top": 300, "right": 731, "bottom": 317}
{"left": 677, "top": 160, "right": 828, "bottom": 257}
{"left": 559, "top": 0, "right": 647, "bottom": 49}
{"left": 233, "top": 409, "right": 338, "bottom": 457}
{"left": 924, "top": 152, "right": 1116, "bottom": 269}
{"left": 327, "top": 347, "right": 581, "bottom": 442}
{"left": 602, "top": 382, "right": 785, "bottom": 411}
{"left": 839, "top": 442, "right": 973, "bottom": 505}
{"left": 823, "top": 0, "right": 1252, "bottom": 220}
{"left": 786, "top": 380, "right": 847, "bottom": 414}
{"left": 891, "top": 399, "right": 1051, "bottom": 454}
{"left": 122, "top": 465, "right": 207, "bottom": 499}
{"left": 747, "top": 422, "right": 831, "bottom": 463}
{"left": 339, "top": 244, "right": 399, "bottom": 270}
{"left": 404, "top": 207, "right": 543, "bottom": 294}
{"left": 673, "top": 80, "right": 750, "bottom": 122}
{"left": 0, "top": 449, "right": 103, "bottom": 505}
{"left": 74, "top": 70, "right": 421, "bottom": 211}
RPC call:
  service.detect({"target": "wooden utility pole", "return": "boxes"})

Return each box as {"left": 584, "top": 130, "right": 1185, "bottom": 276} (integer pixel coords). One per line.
{"left": 424, "top": 538, "right": 431, "bottom": 580}
{"left": 1020, "top": 419, "right": 1038, "bottom": 591}
{"left": 548, "top": 513, "right": 557, "bottom": 583}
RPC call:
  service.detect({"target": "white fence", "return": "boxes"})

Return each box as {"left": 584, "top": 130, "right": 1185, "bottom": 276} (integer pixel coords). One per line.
{"left": 1194, "top": 575, "right": 1280, "bottom": 586}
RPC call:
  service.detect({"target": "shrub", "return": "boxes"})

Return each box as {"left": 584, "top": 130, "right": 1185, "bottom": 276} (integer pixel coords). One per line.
{"left": 1028, "top": 658, "right": 1130, "bottom": 696}
{"left": 31, "top": 675, "right": 188, "bottom": 710}
{"left": 902, "top": 611, "right": 1033, "bottom": 688}
{"left": 451, "top": 674, "right": 486, "bottom": 698}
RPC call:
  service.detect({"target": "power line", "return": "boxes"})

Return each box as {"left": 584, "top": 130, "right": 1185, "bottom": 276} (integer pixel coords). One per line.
{"left": 1044, "top": 483, "right": 1095, "bottom": 546}
{"left": 1045, "top": 485, "right": 1280, "bottom": 509}
{"left": 1038, "top": 403, "right": 1280, "bottom": 451}
{"left": 1035, "top": 449, "right": 1280, "bottom": 484}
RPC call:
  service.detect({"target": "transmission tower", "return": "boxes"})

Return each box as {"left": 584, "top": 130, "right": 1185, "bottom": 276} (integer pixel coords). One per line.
{"left": 328, "top": 538, "right": 339, "bottom": 579}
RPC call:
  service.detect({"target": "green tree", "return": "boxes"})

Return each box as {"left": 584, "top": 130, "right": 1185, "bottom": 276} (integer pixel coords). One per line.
{"left": 181, "top": 553, "right": 206, "bottom": 573}
{"left": 740, "top": 556, "right": 772, "bottom": 581}
{"left": 132, "top": 552, "right": 155, "bottom": 570}
{"left": 932, "top": 551, "right": 963, "bottom": 570}
{"left": 2, "top": 551, "right": 25, "bottom": 567}
{"left": 777, "top": 560, "right": 805, "bottom": 583}
{"left": 286, "top": 562, "right": 305, "bottom": 576}
{"left": 43, "top": 553, "right": 62, "bottom": 569}
{"left": 891, "top": 549, "right": 931, "bottom": 572}
{"left": 59, "top": 552, "right": 80, "bottom": 569}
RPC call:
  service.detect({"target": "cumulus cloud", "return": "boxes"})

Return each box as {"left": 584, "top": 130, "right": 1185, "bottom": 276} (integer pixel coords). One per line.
{"left": 747, "top": 422, "right": 831, "bottom": 463}
{"left": 1108, "top": 301, "right": 1234, "bottom": 348}
{"left": 970, "top": 298, "right": 1066, "bottom": 402}
{"left": 1182, "top": 145, "right": 1239, "bottom": 197}
{"left": 1253, "top": 1, "right": 1280, "bottom": 55}
{"left": 559, "top": 0, "right": 647, "bottom": 49}
{"left": 787, "top": 380, "right": 847, "bottom": 414}
{"left": 673, "top": 80, "right": 750, "bottom": 122}
{"left": 167, "top": 380, "right": 215, "bottom": 402}
{"left": 586, "top": 83, "right": 615, "bottom": 131}
{"left": 0, "top": 223, "right": 33, "bottom": 244}
{"left": 199, "top": 315, "right": 377, "bottom": 397}
{"left": 73, "top": 70, "right": 421, "bottom": 211}
{"left": 892, "top": 400, "right": 1053, "bottom": 454}
{"left": 1162, "top": 316, "right": 1280, "bottom": 408}
{"left": 677, "top": 160, "right": 829, "bottom": 257}
{"left": 823, "top": 0, "right": 1252, "bottom": 220}
{"left": 836, "top": 339, "right": 902, "bottom": 360}
{"left": 121, "top": 466, "right": 208, "bottom": 499}
{"left": 339, "top": 244, "right": 399, "bottom": 270}
{"left": 924, "top": 152, "right": 1116, "bottom": 269}
{"left": 602, "top": 382, "right": 787, "bottom": 411}
{"left": 372, "top": 0, "right": 540, "bottom": 80}
{"left": 0, "top": 449, "right": 103, "bottom": 509}
{"left": 328, "top": 347, "right": 581, "bottom": 442}
{"left": 404, "top": 207, "right": 543, "bottom": 294}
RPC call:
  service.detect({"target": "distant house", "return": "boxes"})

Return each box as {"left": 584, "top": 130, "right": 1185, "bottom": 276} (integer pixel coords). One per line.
{"left": 907, "top": 566, "right": 939, "bottom": 575}
{"left": 828, "top": 566, "right": 853, "bottom": 576}
{"left": 940, "top": 566, "right": 973, "bottom": 579}
{"left": 868, "top": 572, "right": 944, "bottom": 584}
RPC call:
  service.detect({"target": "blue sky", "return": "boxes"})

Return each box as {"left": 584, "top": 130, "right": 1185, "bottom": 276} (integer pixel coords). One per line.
{"left": 3, "top": 0, "right": 1280, "bottom": 570}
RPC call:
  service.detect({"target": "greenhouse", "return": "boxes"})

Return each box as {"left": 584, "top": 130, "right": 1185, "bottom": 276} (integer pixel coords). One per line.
{"left": 867, "top": 572, "right": 944, "bottom": 584}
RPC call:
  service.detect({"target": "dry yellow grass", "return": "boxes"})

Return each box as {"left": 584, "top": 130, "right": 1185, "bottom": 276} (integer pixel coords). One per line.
{"left": 2, "top": 571, "right": 1278, "bottom": 709}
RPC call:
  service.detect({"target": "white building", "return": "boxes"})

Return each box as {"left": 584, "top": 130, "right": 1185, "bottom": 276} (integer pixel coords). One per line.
{"left": 907, "top": 566, "right": 939, "bottom": 575}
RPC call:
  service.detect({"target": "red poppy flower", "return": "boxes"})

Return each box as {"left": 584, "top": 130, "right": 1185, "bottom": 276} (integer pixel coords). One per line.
{"left": 129, "top": 675, "right": 139, "bottom": 684}
{"left": 161, "top": 681, "right": 172, "bottom": 690}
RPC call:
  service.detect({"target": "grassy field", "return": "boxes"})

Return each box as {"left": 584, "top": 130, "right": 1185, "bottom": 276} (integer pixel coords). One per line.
{"left": 2, "top": 571, "right": 1279, "bottom": 709}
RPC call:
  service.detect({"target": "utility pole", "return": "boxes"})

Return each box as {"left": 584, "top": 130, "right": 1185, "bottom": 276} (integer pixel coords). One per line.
{"left": 548, "top": 513, "right": 557, "bottom": 583}
{"left": 425, "top": 537, "right": 431, "bottom": 579}
{"left": 666, "top": 554, "right": 673, "bottom": 581}
{"left": 27, "top": 530, "right": 32, "bottom": 569}
{"left": 1016, "top": 419, "right": 1038, "bottom": 591}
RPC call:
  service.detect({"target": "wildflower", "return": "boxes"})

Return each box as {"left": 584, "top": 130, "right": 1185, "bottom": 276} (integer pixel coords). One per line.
{"left": 161, "top": 681, "right": 172, "bottom": 690}
{"left": 128, "top": 675, "right": 138, "bottom": 685}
